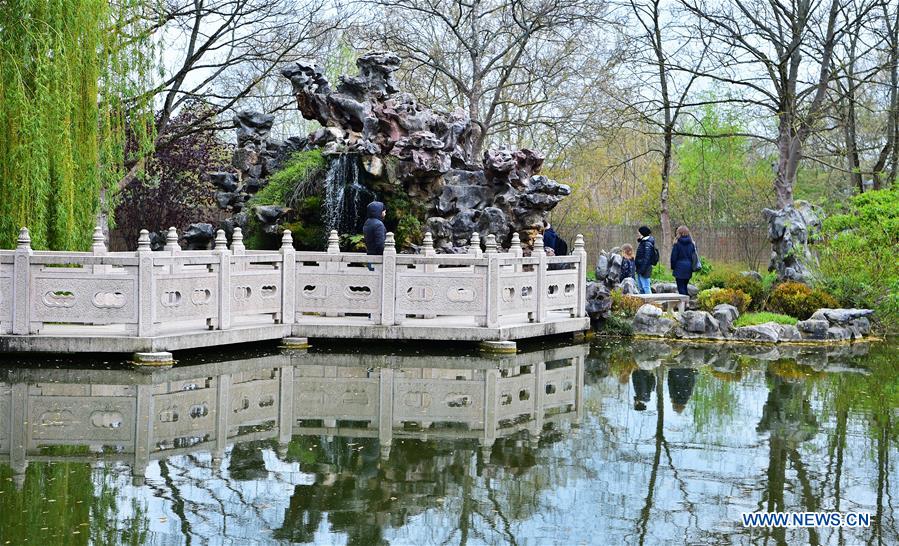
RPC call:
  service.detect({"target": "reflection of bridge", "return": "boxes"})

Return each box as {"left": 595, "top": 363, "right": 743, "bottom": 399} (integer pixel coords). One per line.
{"left": 0, "top": 227, "right": 589, "bottom": 354}
{"left": 0, "top": 344, "right": 587, "bottom": 486}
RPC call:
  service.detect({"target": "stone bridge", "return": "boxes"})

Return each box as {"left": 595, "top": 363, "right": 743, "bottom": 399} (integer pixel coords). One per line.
{"left": 0, "top": 344, "right": 587, "bottom": 486}
{"left": 0, "top": 226, "right": 589, "bottom": 355}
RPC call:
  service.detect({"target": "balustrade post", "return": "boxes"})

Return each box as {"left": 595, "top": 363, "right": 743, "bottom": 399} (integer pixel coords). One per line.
{"left": 136, "top": 230, "right": 155, "bottom": 336}
{"left": 510, "top": 232, "right": 523, "bottom": 272}
{"left": 485, "top": 234, "right": 499, "bottom": 327}
{"left": 380, "top": 232, "right": 396, "bottom": 326}
{"left": 325, "top": 230, "right": 340, "bottom": 317}
{"left": 91, "top": 225, "right": 110, "bottom": 274}
{"left": 573, "top": 234, "right": 588, "bottom": 318}
{"left": 215, "top": 230, "right": 231, "bottom": 330}
{"left": 378, "top": 367, "right": 394, "bottom": 459}
{"left": 213, "top": 373, "right": 231, "bottom": 463}
{"left": 164, "top": 227, "right": 181, "bottom": 274}
{"left": 468, "top": 232, "right": 483, "bottom": 257}
{"left": 482, "top": 368, "right": 498, "bottom": 451}
{"left": 533, "top": 234, "right": 547, "bottom": 323}
{"left": 133, "top": 384, "right": 154, "bottom": 481}
{"left": 12, "top": 228, "right": 33, "bottom": 335}
{"left": 280, "top": 230, "right": 296, "bottom": 326}
{"left": 422, "top": 232, "right": 436, "bottom": 319}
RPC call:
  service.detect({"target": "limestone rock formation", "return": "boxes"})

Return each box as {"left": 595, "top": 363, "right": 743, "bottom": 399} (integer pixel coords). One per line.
{"left": 763, "top": 200, "right": 822, "bottom": 282}
{"left": 633, "top": 304, "right": 675, "bottom": 336}
{"left": 280, "top": 51, "right": 571, "bottom": 250}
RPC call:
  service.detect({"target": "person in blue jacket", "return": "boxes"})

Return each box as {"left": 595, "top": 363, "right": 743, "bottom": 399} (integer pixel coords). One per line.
{"left": 363, "top": 201, "right": 386, "bottom": 255}
{"left": 670, "top": 225, "right": 697, "bottom": 296}
{"left": 634, "top": 226, "right": 656, "bottom": 294}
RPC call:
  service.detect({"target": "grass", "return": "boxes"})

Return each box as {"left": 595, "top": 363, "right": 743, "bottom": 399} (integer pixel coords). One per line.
{"left": 733, "top": 311, "right": 798, "bottom": 327}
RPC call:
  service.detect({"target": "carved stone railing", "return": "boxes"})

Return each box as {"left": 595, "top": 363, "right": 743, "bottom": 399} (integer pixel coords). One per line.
{"left": 0, "top": 226, "right": 588, "bottom": 338}
{"left": 0, "top": 344, "right": 587, "bottom": 483}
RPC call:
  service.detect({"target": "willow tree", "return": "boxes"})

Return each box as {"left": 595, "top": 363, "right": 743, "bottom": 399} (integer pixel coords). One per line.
{"left": 0, "top": 0, "right": 154, "bottom": 250}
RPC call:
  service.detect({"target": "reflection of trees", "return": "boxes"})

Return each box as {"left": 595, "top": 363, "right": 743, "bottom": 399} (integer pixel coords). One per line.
{"left": 0, "top": 453, "right": 147, "bottom": 545}
{"left": 273, "top": 428, "right": 560, "bottom": 545}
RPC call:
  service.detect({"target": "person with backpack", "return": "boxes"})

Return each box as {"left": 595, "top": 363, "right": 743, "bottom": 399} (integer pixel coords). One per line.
{"left": 635, "top": 226, "right": 657, "bottom": 294}
{"left": 670, "top": 225, "right": 701, "bottom": 296}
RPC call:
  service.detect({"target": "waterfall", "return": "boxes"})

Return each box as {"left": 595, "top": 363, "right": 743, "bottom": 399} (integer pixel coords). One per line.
{"left": 323, "top": 154, "right": 375, "bottom": 235}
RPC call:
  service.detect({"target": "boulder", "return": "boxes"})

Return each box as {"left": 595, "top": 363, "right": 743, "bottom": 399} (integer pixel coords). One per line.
{"left": 619, "top": 277, "right": 639, "bottom": 295}
{"left": 712, "top": 303, "right": 740, "bottom": 333}
{"left": 183, "top": 223, "right": 215, "bottom": 250}
{"left": 771, "top": 323, "right": 802, "bottom": 342}
{"left": 797, "top": 319, "right": 829, "bottom": 340}
{"left": 733, "top": 324, "right": 780, "bottom": 343}
{"left": 826, "top": 327, "right": 852, "bottom": 341}
{"left": 585, "top": 282, "right": 612, "bottom": 319}
{"left": 633, "top": 304, "right": 675, "bottom": 337}
{"left": 809, "top": 308, "right": 874, "bottom": 325}
{"left": 209, "top": 172, "right": 239, "bottom": 192}
{"left": 652, "top": 282, "right": 699, "bottom": 297}
{"left": 741, "top": 271, "right": 763, "bottom": 282}
{"left": 679, "top": 311, "right": 720, "bottom": 336}
{"left": 763, "top": 200, "right": 822, "bottom": 282}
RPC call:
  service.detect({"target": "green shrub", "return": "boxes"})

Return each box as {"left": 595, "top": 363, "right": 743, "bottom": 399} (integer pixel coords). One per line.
{"left": 816, "top": 186, "right": 899, "bottom": 330}
{"left": 251, "top": 149, "right": 325, "bottom": 207}
{"left": 733, "top": 312, "right": 798, "bottom": 327}
{"left": 651, "top": 262, "right": 674, "bottom": 281}
{"left": 766, "top": 281, "right": 839, "bottom": 320}
{"left": 596, "top": 314, "right": 634, "bottom": 336}
{"left": 725, "top": 274, "right": 766, "bottom": 310}
{"left": 611, "top": 289, "right": 643, "bottom": 318}
{"left": 697, "top": 287, "right": 751, "bottom": 314}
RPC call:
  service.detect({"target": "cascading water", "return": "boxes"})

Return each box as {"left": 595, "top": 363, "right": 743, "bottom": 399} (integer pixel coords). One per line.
{"left": 323, "top": 154, "right": 376, "bottom": 235}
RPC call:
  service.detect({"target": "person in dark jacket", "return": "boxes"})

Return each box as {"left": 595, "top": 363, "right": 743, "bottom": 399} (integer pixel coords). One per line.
{"left": 670, "top": 225, "right": 697, "bottom": 296}
{"left": 620, "top": 243, "right": 636, "bottom": 281}
{"left": 634, "top": 226, "right": 655, "bottom": 294}
{"left": 543, "top": 222, "right": 559, "bottom": 252}
{"left": 363, "top": 201, "right": 386, "bottom": 255}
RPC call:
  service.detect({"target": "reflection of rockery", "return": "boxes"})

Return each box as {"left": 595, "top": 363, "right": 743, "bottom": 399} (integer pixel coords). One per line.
{"left": 323, "top": 154, "right": 374, "bottom": 235}
{"left": 763, "top": 200, "right": 822, "bottom": 282}
{"left": 282, "top": 51, "right": 572, "bottom": 250}
{"left": 0, "top": 344, "right": 587, "bottom": 484}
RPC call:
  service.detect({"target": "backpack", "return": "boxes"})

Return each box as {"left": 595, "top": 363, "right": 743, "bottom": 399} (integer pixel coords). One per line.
{"left": 650, "top": 244, "right": 660, "bottom": 266}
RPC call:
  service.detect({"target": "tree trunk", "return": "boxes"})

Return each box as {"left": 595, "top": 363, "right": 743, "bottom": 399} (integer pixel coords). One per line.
{"left": 843, "top": 96, "right": 863, "bottom": 192}
{"left": 774, "top": 117, "right": 799, "bottom": 209}
{"left": 660, "top": 129, "right": 673, "bottom": 248}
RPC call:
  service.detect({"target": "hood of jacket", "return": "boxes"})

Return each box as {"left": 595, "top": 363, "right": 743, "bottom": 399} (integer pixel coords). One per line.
{"left": 366, "top": 201, "right": 385, "bottom": 219}
{"left": 675, "top": 235, "right": 693, "bottom": 249}
{"left": 640, "top": 235, "right": 655, "bottom": 245}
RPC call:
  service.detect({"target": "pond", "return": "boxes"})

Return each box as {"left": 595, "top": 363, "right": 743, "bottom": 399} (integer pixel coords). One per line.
{"left": 0, "top": 338, "right": 896, "bottom": 545}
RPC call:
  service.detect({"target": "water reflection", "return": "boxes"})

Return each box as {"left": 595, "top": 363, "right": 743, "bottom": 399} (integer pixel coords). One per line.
{"left": 0, "top": 339, "right": 895, "bottom": 545}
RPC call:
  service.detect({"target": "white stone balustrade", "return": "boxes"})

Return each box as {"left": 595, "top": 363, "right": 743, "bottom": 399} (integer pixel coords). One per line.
{"left": 0, "top": 227, "right": 589, "bottom": 351}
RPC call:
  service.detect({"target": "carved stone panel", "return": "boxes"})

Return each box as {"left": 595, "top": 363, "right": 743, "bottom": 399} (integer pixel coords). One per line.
{"left": 395, "top": 272, "right": 486, "bottom": 316}
{"left": 230, "top": 271, "right": 282, "bottom": 316}
{"left": 31, "top": 274, "right": 138, "bottom": 324}
{"left": 295, "top": 270, "right": 382, "bottom": 313}
{"left": 544, "top": 270, "right": 579, "bottom": 311}
{"left": 154, "top": 273, "right": 218, "bottom": 321}
{"left": 498, "top": 271, "right": 539, "bottom": 315}
{"left": 393, "top": 378, "right": 483, "bottom": 425}
{"left": 293, "top": 377, "right": 379, "bottom": 422}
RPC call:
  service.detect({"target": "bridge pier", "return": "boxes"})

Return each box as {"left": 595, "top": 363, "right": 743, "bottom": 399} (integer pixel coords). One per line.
{"left": 132, "top": 351, "right": 174, "bottom": 368}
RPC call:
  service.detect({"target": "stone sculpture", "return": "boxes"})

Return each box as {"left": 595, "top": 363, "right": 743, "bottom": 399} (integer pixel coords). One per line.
{"left": 763, "top": 200, "right": 822, "bottom": 282}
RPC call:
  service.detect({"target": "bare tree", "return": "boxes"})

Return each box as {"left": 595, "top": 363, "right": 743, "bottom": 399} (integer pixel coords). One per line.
{"left": 121, "top": 0, "right": 341, "bottom": 187}
{"left": 680, "top": 0, "right": 875, "bottom": 208}
{"left": 360, "top": 0, "right": 611, "bottom": 159}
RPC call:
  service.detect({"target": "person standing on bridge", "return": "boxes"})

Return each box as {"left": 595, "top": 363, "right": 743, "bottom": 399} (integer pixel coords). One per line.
{"left": 363, "top": 201, "right": 387, "bottom": 256}
{"left": 670, "top": 225, "right": 701, "bottom": 296}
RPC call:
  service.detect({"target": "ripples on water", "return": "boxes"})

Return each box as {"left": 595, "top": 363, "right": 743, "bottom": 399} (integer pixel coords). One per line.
{"left": 0, "top": 339, "right": 896, "bottom": 545}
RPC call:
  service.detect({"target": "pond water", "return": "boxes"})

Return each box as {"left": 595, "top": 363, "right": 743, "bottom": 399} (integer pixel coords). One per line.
{"left": 0, "top": 338, "right": 896, "bottom": 545}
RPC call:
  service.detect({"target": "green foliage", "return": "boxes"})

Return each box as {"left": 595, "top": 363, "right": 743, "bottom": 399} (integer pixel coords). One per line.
{"left": 734, "top": 312, "right": 798, "bottom": 327}
{"left": 252, "top": 150, "right": 326, "bottom": 207}
{"left": 610, "top": 289, "right": 643, "bottom": 318}
{"left": 596, "top": 314, "right": 634, "bottom": 336}
{"left": 0, "top": 0, "right": 155, "bottom": 249}
{"left": 383, "top": 193, "right": 425, "bottom": 249}
{"left": 766, "top": 281, "right": 839, "bottom": 320}
{"left": 651, "top": 262, "right": 674, "bottom": 281}
{"left": 340, "top": 233, "right": 365, "bottom": 251}
{"left": 816, "top": 187, "right": 899, "bottom": 330}
{"left": 697, "top": 287, "right": 752, "bottom": 313}
{"left": 723, "top": 274, "right": 766, "bottom": 311}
